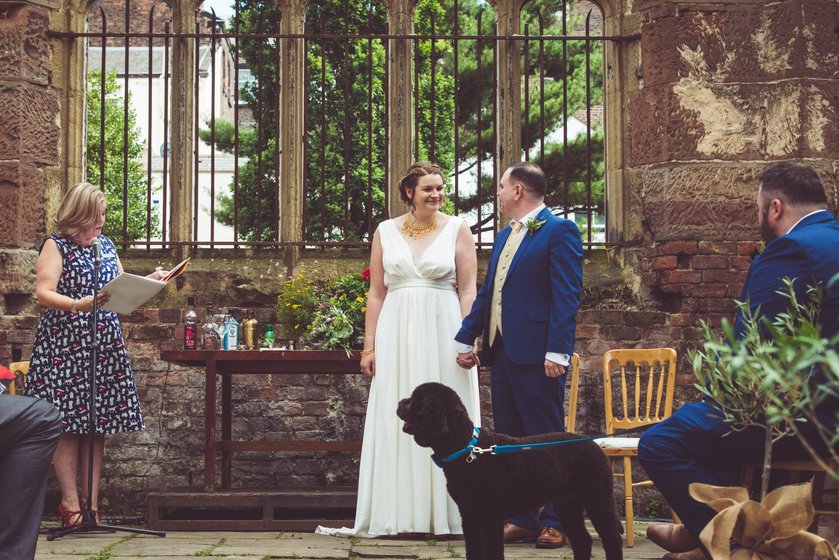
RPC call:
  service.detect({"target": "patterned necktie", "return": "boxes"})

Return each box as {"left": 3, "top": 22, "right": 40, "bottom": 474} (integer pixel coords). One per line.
{"left": 488, "top": 221, "right": 524, "bottom": 348}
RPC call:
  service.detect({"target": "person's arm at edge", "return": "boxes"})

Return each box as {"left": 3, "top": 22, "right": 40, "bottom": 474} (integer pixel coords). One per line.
{"left": 545, "top": 219, "right": 583, "bottom": 377}
{"left": 360, "top": 227, "right": 387, "bottom": 377}
{"left": 35, "top": 239, "right": 105, "bottom": 313}
{"left": 454, "top": 219, "right": 478, "bottom": 318}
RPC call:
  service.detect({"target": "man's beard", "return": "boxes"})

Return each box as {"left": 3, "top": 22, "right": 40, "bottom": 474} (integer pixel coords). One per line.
{"left": 759, "top": 207, "right": 777, "bottom": 243}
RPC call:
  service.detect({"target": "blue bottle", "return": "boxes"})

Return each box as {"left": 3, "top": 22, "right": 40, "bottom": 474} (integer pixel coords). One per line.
{"left": 223, "top": 310, "right": 239, "bottom": 350}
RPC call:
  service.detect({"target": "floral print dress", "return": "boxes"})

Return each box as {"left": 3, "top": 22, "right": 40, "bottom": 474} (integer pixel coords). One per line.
{"left": 25, "top": 235, "right": 144, "bottom": 434}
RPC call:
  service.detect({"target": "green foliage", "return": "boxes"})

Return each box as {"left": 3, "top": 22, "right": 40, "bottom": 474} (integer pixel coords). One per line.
{"left": 275, "top": 270, "right": 369, "bottom": 354}
{"left": 209, "top": 0, "right": 605, "bottom": 241}
{"left": 86, "top": 71, "right": 160, "bottom": 242}
{"left": 202, "top": 0, "right": 281, "bottom": 242}
{"left": 304, "top": 1, "right": 389, "bottom": 242}
{"left": 305, "top": 271, "right": 369, "bottom": 355}
{"left": 691, "top": 279, "right": 839, "bottom": 496}
{"left": 275, "top": 273, "right": 321, "bottom": 338}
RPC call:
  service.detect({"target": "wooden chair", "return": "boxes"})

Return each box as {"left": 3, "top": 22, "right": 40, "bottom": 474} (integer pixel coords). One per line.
{"left": 8, "top": 361, "right": 29, "bottom": 395}
{"left": 742, "top": 458, "right": 839, "bottom": 529}
{"left": 565, "top": 353, "right": 581, "bottom": 433}
{"left": 597, "top": 348, "right": 677, "bottom": 547}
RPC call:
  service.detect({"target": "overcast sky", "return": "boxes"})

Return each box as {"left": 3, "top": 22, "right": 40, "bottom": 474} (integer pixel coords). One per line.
{"left": 200, "top": 0, "right": 233, "bottom": 20}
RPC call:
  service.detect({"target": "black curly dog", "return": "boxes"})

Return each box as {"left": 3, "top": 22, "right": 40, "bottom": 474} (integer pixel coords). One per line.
{"left": 397, "top": 382, "right": 623, "bottom": 560}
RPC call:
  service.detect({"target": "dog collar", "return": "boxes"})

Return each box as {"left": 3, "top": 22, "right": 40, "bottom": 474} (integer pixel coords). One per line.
{"left": 431, "top": 427, "right": 481, "bottom": 468}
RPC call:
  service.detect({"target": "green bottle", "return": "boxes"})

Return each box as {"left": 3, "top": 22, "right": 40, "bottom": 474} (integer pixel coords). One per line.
{"left": 262, "top": 323, "right": 275, "bottom": 348}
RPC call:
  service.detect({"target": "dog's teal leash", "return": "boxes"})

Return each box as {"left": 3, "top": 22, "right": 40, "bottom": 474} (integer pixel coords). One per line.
{"left": 431, "top": 424, "right": 658, "bottom": 467}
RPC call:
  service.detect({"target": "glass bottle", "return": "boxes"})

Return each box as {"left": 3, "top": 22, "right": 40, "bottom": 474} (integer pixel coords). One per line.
{"left": 262, "top": 323, "right": 275, "bottom": 349}
{"left": 184, "top": 297, "right": 198, "bottom": 350}
{"left": 201, "top": 303, "right": 221, "bottom": 350}
{"left": 223, "top": 310, "right": 239, "bottom": 350}
{"left": 242, "top": 308, "right": 258, "bottom": 349}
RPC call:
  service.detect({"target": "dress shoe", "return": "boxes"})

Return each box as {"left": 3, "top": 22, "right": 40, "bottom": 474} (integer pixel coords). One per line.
{"left": 663, "top": 547, "right": 707, "bottom": 560}
{"left": 647, "top": 523, "right": 700, "bottom": 553}
{"left": 503, "top": 522, "right": 538, "bottom": 543}
{"left": 535, "top": 526, "right": 568, "bottom": 549}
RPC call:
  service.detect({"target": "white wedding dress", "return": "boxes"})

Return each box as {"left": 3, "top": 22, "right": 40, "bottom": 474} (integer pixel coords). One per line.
{"left": 317, "top": 216, "right": 480, "bottom": 537}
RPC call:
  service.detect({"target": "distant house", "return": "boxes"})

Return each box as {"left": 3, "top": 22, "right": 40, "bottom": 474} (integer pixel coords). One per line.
{"left": 87, "top": 2, "right": 249, "bottom": 242}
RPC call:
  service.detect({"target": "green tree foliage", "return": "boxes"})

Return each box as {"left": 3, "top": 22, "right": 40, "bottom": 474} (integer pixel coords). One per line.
{"left": 86, "top": 71, "right": 160, "bottom": 242}
{"left": 205, "top": 0, "right": 604, "bottom": 242}
{"left": 304, "top": 0, "right": 388, "bottom": 242}
{"left": 199, "top": 0, "right": 281, "bottom": 243}
{"left": 520, "top": 2, "right": 604, "bottom": 217}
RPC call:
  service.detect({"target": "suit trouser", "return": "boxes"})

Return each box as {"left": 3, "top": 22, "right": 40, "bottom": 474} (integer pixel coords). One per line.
{"left": 0, "top": 395, "right": 62, "bottom": 560}
{"left": 638, "top": 400, "right": 830, "bottom": 546}
{"left": 489, "top": 339, "right": 566, "bottom": 530}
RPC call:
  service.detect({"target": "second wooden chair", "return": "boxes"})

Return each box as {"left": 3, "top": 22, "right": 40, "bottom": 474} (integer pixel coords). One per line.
{"left": 596, "top": 347, "right": 677, "bottom": 547}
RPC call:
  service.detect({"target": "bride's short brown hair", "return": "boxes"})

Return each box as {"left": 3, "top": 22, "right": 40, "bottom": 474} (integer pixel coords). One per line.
{"left": 397, "top": 162, "right": 444, "bottom": 204}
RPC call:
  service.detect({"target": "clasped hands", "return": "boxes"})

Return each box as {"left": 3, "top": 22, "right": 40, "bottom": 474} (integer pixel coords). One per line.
{"left": 456, "top": 350, "right": 480, "bottom": 369}
{"left": 456, "top": 349, "right": 566, "bottom": 377}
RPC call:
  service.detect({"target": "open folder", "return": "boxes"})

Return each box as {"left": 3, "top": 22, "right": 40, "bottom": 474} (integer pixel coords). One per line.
{"left": 100, "top": 258, "right": 190, "bottom": 314}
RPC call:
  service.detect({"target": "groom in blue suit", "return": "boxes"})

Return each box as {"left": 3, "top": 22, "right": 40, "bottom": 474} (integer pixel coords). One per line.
{"left": 639, "top": 161, "right": 839, "bottom": 560}
{"left": 455, "top": 162, "right": 584, "bottom": 548}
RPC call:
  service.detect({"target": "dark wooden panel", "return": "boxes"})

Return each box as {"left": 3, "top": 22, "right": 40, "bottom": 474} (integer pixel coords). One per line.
{"left": 147, "top": 487, "right": 357, "bottom": 531}
{"left": 219, "top": 440, "right": 362, "bottom": 452}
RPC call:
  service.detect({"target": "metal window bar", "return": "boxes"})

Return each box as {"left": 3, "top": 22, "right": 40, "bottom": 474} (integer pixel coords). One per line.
{"left": 76, "top": 0, "right": 615, "bottom": 251}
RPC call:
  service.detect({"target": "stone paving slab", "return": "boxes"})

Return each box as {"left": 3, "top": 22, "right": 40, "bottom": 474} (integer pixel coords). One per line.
{"left": 109, "top": 537, "right": 222, "bottom": 556}
{"left": 35, "top": 522, "right": 665, "bottom": 559}
{"left": 35, "top": 533, "right": 127, "bottom": 556}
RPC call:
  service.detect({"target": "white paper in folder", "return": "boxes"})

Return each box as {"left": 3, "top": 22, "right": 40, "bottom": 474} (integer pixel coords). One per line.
{"left": 100, "top": 258, "right": 190, "bottom": 314}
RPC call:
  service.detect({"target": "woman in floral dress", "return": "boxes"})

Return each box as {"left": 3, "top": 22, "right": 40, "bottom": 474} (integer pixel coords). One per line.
{"left": 25, "top": 183, "right": 165, "bottom": 526}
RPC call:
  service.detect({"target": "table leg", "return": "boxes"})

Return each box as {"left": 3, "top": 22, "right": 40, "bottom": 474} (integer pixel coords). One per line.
{"left": 204, "top": 358, "right": 217, "bottom": 492}
{"left": 222, "top": 372, "right": 232, "bottom": 487}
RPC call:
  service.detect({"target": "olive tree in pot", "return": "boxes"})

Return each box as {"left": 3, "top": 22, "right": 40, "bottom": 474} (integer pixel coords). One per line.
{"left": 688, "top": 279, "right": 839, "bottom": 559}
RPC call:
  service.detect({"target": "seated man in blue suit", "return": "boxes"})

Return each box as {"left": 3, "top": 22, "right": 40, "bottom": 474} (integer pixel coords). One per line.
{"left": 638, "top": 161, "right": 839, "bottom": 560}
{"left": 0, "top": 393, "right": 62, "bottom": 560}
{"left": 455, "top": 161, "right": 584, "bottom": 548}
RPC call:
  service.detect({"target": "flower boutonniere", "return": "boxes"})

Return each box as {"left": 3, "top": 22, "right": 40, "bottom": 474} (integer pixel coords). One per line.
{"left": 524, "top": 217, "right": 546, "bottom": 236}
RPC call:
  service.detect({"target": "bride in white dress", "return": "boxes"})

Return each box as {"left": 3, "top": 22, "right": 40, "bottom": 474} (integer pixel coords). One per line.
{"left": 317, "top": 162, "right": 480, "bottom": 537}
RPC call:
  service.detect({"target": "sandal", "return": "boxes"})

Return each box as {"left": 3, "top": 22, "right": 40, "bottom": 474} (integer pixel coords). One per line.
{"left": 57, "top": 503, "right": 82, "bottom": 527}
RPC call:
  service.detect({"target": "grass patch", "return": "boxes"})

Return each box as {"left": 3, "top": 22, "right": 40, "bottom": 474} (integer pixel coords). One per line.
{"left": 446, "top": 542, "right": 462, "bottom": 558}
{"left": 84, "top": 535, "right": 134, "bottom": 560}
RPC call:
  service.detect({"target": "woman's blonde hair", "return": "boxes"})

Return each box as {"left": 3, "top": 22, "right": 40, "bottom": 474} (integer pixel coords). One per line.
{"left": 56, "top": 183, "right": 106, "bottom": 239}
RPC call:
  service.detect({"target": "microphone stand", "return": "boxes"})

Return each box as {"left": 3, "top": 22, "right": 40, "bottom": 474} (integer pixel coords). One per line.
{"left": 49, "top": 239, "right": 165, "bottom": 541}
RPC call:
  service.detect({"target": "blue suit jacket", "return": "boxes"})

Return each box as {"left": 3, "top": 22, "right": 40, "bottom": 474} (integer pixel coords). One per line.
{"left": 455, "top": 207, "right": 584, "bottom": 365}
{"left": 734, "top": 210, "right": 839, "bottom": 342}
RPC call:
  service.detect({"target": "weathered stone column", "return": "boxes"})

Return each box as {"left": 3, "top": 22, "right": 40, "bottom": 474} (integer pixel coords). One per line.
{"left": 54, "top": 0, "right": 87, "bottom": 191}
{"left": 0, "top": 0, "right": 60, "bottom": 319}
{"left": 493, "top": 0, "right": 522, "bottom": 182}
{"left": 278, "top": 0, "right": 306, "bottom": 267}
{"left": 385, "top": 0, "right": 415, "bottom": 219}
{"left": 601, "top": 0, "right": 639, "bottom": 243}
{"left": 168, "top": 0, "right": 197, "bottom": 255}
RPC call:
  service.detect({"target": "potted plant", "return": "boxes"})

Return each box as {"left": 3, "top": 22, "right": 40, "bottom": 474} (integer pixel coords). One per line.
{"left": 305, "top": 269, "right": 369, "bottom": 356}
{"left": 689, "top": 278, "right": 839, "bottom": 558}
{"left": 275, "top": 272, "right": 321, "bottom": 341}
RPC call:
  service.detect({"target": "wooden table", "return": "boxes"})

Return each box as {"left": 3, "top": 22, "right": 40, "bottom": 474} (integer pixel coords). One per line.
{"left": 159, "top": 350, "right": 362, "bottom": 492}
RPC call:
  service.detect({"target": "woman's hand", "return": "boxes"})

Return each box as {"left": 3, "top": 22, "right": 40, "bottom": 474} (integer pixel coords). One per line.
{"left": 147, "top": 267, "right": 168, "bottom": 281}
{"left": 73, "top": 292, "right": 111, "bottom": 312}
{"left": 360, "top": 353, "right": 376, "bottom": 377}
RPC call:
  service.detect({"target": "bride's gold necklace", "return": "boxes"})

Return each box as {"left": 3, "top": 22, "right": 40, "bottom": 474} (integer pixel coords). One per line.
{"left": 402, "top": 213, "right": 438, "bottom": 240}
